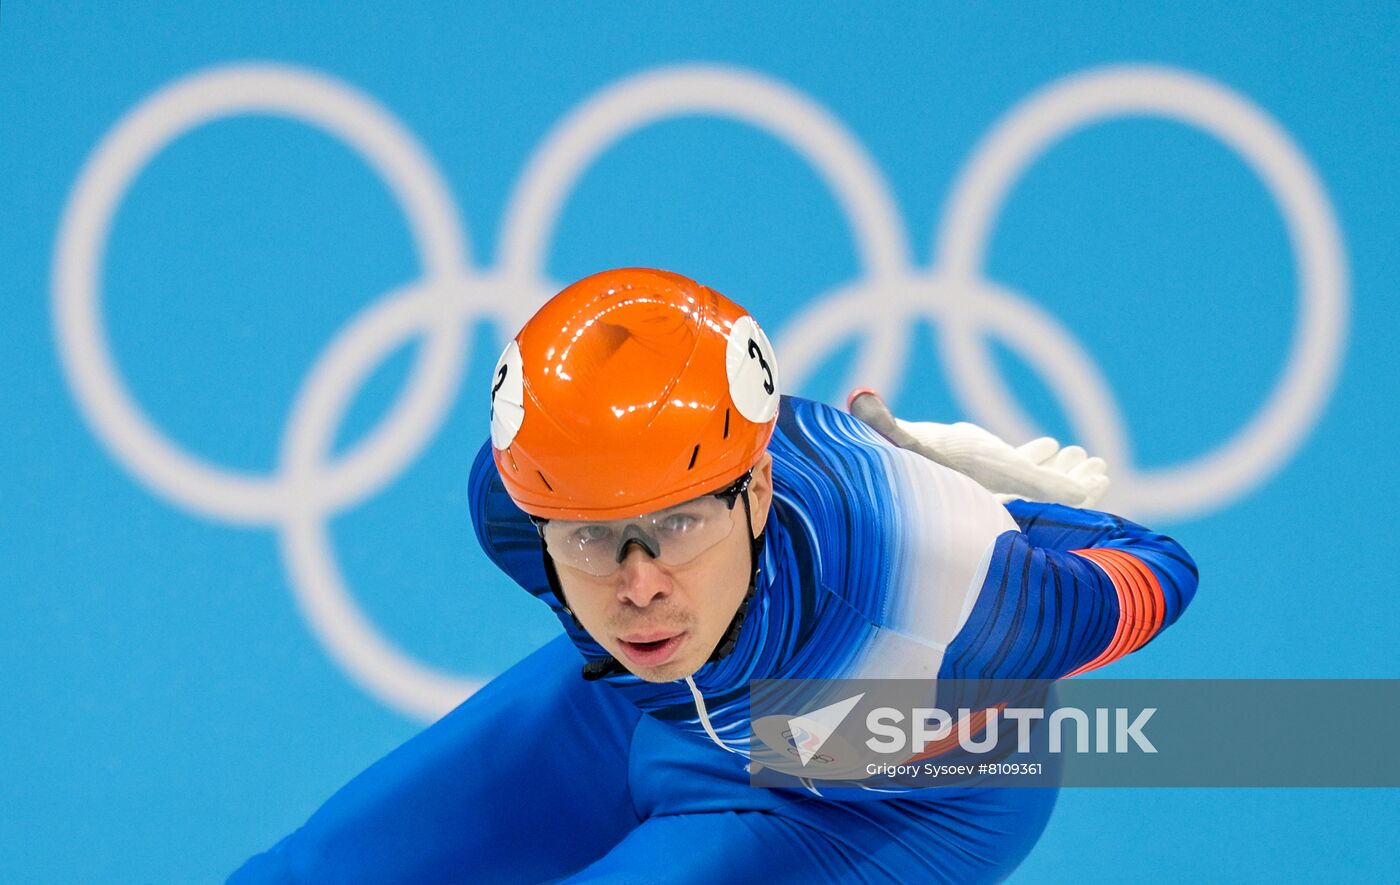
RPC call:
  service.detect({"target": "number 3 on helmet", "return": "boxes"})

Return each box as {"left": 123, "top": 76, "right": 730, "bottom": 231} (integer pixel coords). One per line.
{"left": 489, "top": 267, "right": 780, "bottom": 521}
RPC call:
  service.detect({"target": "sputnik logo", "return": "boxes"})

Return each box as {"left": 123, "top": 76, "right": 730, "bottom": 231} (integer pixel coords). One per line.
{"left": 787, "top": 692, "right": 864, "bottom": 765}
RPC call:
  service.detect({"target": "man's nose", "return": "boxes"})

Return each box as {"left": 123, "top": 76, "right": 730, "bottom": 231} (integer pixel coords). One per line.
{"left": 616, "top": 545, "right": 670, "bottom": 605}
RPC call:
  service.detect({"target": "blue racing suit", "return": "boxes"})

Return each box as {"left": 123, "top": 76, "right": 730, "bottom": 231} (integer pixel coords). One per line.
{"left": 231, "top": 396, "right": 1198, "bottom": 883}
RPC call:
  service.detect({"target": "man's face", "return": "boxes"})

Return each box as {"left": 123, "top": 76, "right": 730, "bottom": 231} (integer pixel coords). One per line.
{"left": 551, "top": 452, "right": 774, "bottom": 683}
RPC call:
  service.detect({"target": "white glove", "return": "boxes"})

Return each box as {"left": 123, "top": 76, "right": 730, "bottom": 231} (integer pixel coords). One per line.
{"left": 847, "top": 389, "right": 1110, "bottom": 508}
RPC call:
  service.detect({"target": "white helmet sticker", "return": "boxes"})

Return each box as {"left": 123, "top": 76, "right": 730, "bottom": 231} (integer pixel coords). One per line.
{"left": 726, "top": 315, "right": 780, "bottom": 423}
{"left": 489, "top": 340, "right": 525, "bottom": 450}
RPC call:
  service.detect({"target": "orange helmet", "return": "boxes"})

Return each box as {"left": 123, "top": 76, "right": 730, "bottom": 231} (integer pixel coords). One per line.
{"left": 489, "top": 267, "right": 780, "bottom": 520}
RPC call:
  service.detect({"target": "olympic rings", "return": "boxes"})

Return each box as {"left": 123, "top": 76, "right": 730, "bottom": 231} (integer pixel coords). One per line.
{"left": 51, "top": 62, "right": 1348, "bottom": 720}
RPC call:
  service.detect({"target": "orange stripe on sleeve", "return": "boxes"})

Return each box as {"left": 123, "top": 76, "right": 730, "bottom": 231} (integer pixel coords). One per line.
{"left": 1063, "top": 548, "right": 1165, "bottom": 677}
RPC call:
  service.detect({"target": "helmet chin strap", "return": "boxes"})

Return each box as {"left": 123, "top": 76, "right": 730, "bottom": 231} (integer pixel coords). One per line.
{"left": 542, "top": 489, "right": 763, "bottom": 682}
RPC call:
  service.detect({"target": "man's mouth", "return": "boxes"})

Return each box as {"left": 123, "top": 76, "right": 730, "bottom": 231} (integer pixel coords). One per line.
{"left": 617, "top": 631, "right": 686, "bottom": 667}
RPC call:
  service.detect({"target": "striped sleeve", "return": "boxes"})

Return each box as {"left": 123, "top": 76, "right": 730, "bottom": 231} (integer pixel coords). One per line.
{"left": 936, "top": 500, "right": 1198, "bottom": 680}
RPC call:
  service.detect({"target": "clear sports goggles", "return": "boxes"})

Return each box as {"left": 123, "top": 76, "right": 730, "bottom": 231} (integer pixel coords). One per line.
{"left": 531, "top": 471, "right": 752, "bottom": 577}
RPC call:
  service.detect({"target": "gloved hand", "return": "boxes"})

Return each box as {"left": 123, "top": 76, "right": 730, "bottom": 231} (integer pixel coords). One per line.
{"left": 847, "top": 388, "right": 1110, "bottom": 508}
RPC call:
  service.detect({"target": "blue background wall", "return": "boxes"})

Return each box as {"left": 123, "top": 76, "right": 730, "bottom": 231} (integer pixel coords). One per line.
{"left": 4, "top": 3, "right": 1397, "bottom": 881}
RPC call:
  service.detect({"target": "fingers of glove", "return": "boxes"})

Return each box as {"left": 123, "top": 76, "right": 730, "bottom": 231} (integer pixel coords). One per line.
{"left": 993, "top": 453, "right": 1110, "bottom": 507}
{"left": 1070, "top": 458, "right": 1110, "bottom": 507}
{"left": 1024, "top": 453, "right": 1108, "bottom": 501}
{"left": 1077, "top": 474, "right": 1111, "bottom": 508}
{"left": 1068, "top": 456, "right": 1107, "bottom": 480}
{"left": 1048, "top": 445, "right": 1088, "bottom": 471}
{"left": 1014, "top": 436, "right": 1060, "bottom": 465}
